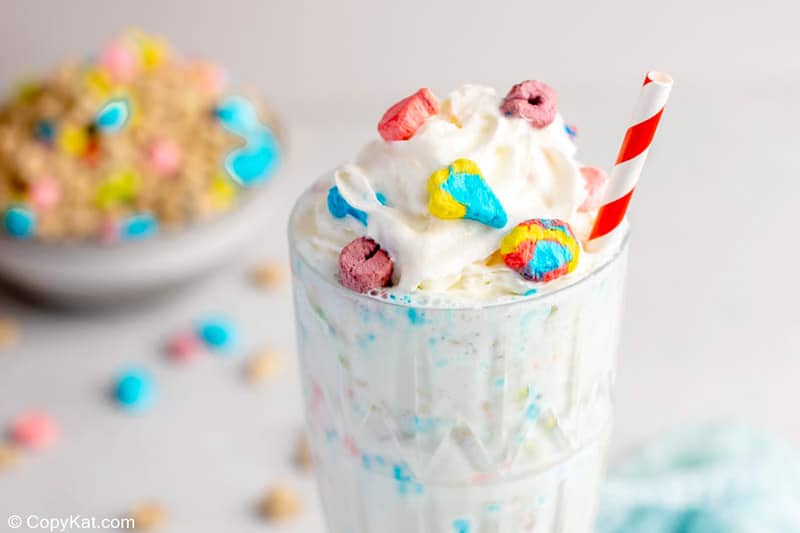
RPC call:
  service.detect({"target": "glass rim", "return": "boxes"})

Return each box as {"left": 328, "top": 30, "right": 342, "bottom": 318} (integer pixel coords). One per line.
{"left": 288, "top": 177, "right": 630, "bottom": 311}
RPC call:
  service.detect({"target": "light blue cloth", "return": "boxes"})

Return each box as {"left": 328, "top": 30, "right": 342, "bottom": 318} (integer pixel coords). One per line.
{"left": 597, "top": 425, "right": 800, "bottom": 533}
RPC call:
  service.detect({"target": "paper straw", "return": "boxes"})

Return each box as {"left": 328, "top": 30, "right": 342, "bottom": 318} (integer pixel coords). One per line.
{"left": 589, "top": 71, "right": 673, "bottom": 241}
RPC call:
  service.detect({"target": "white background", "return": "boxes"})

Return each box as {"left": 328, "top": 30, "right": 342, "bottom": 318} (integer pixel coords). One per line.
{"left": 0, "top": 1, "right": 798, "bottom": 531}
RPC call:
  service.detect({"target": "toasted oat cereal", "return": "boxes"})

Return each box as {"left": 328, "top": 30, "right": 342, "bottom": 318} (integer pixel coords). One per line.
{"left": 0, "top": 318, "right": 18, "bottom": 350}
{"left": 250, "top": 262, "right": 289, "bottom": 288}
{"left": 294, "top": 434, "right": 312, "bottom": 472}
{"left": 259, "top": 484, "right": 302, "bottom": 521}
{"left": 245, "top": 350, "right": 284, "bottom": 384}
{"left": 0, "top": 29, "right": 281, "bottom": 243}
{"left": 130, "top": 501, "right": 166, "bottom": 530}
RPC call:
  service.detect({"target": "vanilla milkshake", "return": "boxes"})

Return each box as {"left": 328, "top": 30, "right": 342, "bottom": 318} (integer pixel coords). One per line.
{"left": 289, "top": 83, "right": 630, "bottom": 533}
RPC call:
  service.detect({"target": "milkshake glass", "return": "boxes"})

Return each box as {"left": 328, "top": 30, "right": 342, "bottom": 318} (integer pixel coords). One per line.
{"left": 289, "top": 192, "right": 629, "bottom": 533}
{"left": 289, "top": 83, "right": 633, "bottom": 532}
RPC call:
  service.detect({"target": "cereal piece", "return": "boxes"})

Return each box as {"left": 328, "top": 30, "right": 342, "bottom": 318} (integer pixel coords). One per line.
{"left": 197, "top": 317, "right": 238, "bottom": 354}
{"left": 209, "top": 174, "right": 238, "bottom": 211}
{"left": 98, "top": 217, "right": 121, "bottom": 244}
{"left": 115, "top": 369, "right": 155, "bottom": 411}
{"left": 165, "top": 331, "right": 201, "bottom": 363}
{"left": 3, "top": 205, "right": 36, "bottom": 239}
{"left": 378, "top": 88, "right": 439, "bottom": 142}
{"left": 100, "top": 40, "right": 140, "bottom": 82}
{"left": 259, "top": 485, "right": 302, "bottom": 521}
{"left": 338, "top": 237, "right": 393, "bottom": 293}
{"left": 130, "top": 501, "right": 166, "bottom": 530}
{"left": 500, "top": 219, "right": 580, "bottom": 282}
{"left": 95, "top": 170, "right": 140, "bottom": 210}
{"left": 29, "top": 177, "right": 61, "bottom": 210}
{"left": 245, "top": 350, "right": 284, "bottom": 383}
{"left": 96, "top": 98, "right": 131, "bottom": 133}
{"left": 34, "top": 120, "right": 56, "bottom": 145}
{"left": 9, "top": 411, "right": 59, "bottom": 450}
{"left": 294, "top": 435, "right": 312, "bottom": 472}
{"left": 0, "top": 30, "right": 281, "bottom": 244}
{"left": 0, "top": 318, "right": 19, "bottom": 350}
{"left": 121, "top": 214, "right": 158, "bottom": 241}
{"left": 0, "top": 443, "right": 19, "bottom": 469}
{"left": 84, "top": 67, "right": 114, "bottom": 98}
{"left": 500, "top": 80, "right": 558, "bottom": 129}
{"left": 250, "top": 262, "right": 288, "bottom": 288}
{"left": 57, "top": 124, "right": 89, "bottom": 156}
{"left": 147, "top": 139, "right": 182, "bottom": 177}
{"left": 427, "top": 159, "right": 507, "bottom": 228}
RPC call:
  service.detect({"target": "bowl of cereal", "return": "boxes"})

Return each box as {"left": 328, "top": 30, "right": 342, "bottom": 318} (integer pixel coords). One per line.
{"left": 0, "top": 30, "right": 284, "bottom": 306}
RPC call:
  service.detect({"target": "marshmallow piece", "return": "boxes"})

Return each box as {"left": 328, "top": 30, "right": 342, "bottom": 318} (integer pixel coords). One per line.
{"left": 427, "top": 159, "right": 507, "bottom": 229}
{"left": 500, "top": 219, "right": 580, "bottom": 282}
{"left": 3, "top": 206, "right": 36, "bottom": 239}
{"left": 578, "top": 166, "right": 609, "bottom": 212}
{"left": 338, "top": 237, "right": 393, "bottom": 293}
{"left": 9, "top": 411, "right": 59, "bottom": 450}
{"left": 115, "top": 368, "right": 155, "bottom": 411}
{"left": 378, "top": 88, "right": 439, "bottom": 142}
{"left": 147, "top": 139, "right": 183, "bottom": 176}
{"left": 100, "top": 40, "right": 140, "bottom": 82}
{"left": 29, "top": 178, "right": 61, "bottom": 210}
{"left": 501, "top": 80, "right": 558, "bottom": 129}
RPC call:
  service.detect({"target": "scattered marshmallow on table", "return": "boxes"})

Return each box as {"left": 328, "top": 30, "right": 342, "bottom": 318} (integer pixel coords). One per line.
{"left": 197, "top": 316, "right": 238, "bottom": 354}
{"left": 9, "top": 411, "right": 59, "bottom": 450}
{"left": 115, "top": 369, "right": 156, "bottom": 411}
{"left": 165, "top": 331, "right": 202, "bottom": 363}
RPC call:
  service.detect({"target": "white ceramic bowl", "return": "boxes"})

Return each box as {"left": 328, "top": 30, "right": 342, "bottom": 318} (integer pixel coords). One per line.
{"left": 0, "top": 184, "right": 273, "bottom": 307}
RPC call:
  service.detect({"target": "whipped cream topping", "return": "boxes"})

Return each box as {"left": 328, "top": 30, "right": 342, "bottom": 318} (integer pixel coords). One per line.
{"left": 293, "top": 84, "right": 617, "bottom": 302}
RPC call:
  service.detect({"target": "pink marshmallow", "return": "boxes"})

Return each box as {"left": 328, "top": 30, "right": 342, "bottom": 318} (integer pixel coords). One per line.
{"left": 147, "top": 139, "right": 183, "bottom": 177}
{"left": 194, "top": 62, "right": 228, "bottom": 96}
{"left": 29, "top": 177, "right": 61, "bottom": 210}
{"left": 501, "top": 80, "right": 558, "bottom": 129}
{"left": 338, "top": 237, "right": 393, "bottom": 293}
{"left": 9, "top": 411, "right": 59, "bottom": 450}
{"left": 166, "top": 331, "right": 202, "bottom": 362}
{"left": 578, "top": 166, "right": 609, "bottom": 212}
{"left": 100, "top": 41, "right": 139, "bottom": 82}
{"left": 378, "top": 88, "right": 439, "bottom": 142}
{"left": 98, "top": 217, "right": 120, "bottom": 244}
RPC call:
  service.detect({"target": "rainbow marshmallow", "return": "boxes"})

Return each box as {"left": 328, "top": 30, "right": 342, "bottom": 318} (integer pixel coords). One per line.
{"left": 500, "top": 219, "right": 580, "bottom": 282}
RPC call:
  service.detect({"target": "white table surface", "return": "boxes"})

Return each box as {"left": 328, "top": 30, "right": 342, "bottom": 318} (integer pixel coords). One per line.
{"left": 1, "top": 84, "right": 798, "bottom": 531}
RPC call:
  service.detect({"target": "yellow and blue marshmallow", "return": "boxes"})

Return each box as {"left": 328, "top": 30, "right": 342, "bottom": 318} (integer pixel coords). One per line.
{"left": 427, "top": 159, "right": 507, "bottom": 228}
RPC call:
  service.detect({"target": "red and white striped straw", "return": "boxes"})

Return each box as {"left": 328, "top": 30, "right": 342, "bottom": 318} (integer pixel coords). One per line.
{"left": 589, "top": 71, "right": 673, "bottom": 241}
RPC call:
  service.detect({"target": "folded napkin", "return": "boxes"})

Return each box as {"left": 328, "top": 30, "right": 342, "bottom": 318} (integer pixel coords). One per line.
{"left": 597, "top": 425, "right": 800, "bottom": 533}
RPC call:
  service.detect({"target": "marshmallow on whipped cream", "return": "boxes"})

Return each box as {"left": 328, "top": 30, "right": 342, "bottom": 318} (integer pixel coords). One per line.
{"left": 294, "top": 84, "right": 616, "bottom": 301}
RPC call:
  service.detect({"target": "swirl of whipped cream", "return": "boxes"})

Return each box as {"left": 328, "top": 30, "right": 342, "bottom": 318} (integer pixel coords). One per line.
{"left": 297, "top": 84, "right": 604, "bottom": 299}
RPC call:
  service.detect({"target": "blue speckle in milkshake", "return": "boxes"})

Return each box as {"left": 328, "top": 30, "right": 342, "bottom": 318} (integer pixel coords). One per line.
{"left": 495, "top": 377, "right": 506, "bottom": 388}
{"left": 453, "top": 518, "right": 471, "bottom": 533}
{"left": 526, "top": 403, "right": 541, "bottom": 421}
{"left": 487, "top": 503, "right": 502, "bottom": 512}
{"left": 524, "top": 288, "right": 538, "bottom": 296}
{"left": 407, "top": 308, "right": 425, "bottom": 325}
{"left": 394, "top": 464, "right": 411, "bottom": 482}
